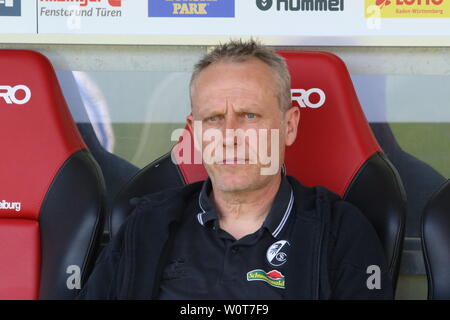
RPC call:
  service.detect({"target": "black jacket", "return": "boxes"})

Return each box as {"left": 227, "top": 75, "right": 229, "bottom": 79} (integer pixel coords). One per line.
{"left": 78, "top": 176, "right": 393, "bottom": 299}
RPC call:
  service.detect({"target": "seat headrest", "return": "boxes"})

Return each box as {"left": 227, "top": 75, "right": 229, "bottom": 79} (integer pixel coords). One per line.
{"left": 0, "top": 50, "right": 85, "bottom": 219}
{"left": 173, "top": 51, "right": 381, "bottom": 197}
{"left": 279, "top": 51, "right": 382, "bottom": 196}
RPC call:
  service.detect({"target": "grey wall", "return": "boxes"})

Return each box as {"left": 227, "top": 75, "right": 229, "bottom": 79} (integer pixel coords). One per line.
{"left": 2, "top": 44, "right": 450, "bottom": 75}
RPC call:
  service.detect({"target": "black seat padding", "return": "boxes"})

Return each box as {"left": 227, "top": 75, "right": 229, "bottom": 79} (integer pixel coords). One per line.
{"left": 371, "top": 123, "right": 446, "bottom": 237}
{"left": 56, "top": 71, "right": 140, "bottom": 239}
{"left": 108, "top": 152, "right": 184, "bottom": 239}
{"left": 343, "top": 151, "right": 406, "bottom": 285}
{"left": 422, "top": 179, "right": 450, "bottom": 300}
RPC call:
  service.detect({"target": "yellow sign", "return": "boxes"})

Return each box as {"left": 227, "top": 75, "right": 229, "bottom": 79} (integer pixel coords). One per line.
{"left": 365, "top": 0, "right": 450, "bottom": 18}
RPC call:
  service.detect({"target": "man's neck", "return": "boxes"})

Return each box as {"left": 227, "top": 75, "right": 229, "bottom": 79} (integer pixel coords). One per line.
{"left": 211, "top": 174, "right": 282, "bottom": 240}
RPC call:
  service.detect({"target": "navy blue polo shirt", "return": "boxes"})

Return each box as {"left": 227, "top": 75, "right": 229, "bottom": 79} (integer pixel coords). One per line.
{"left": 157, "top": 173, "right": 296, "bottom": 300}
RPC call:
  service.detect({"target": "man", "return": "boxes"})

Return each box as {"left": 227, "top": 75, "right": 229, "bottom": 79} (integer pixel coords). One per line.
{"left": 78, "top": 40, "right": 393, "bottom": 299}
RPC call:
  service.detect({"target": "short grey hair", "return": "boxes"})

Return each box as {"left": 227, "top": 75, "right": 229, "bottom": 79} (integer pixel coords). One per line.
{"left": 190, "top": 39, "right": 292, "bottom": 112}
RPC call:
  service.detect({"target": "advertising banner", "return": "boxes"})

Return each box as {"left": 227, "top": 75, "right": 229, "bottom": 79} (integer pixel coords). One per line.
{"left": 1, "top": 0, "right": 450, "bottom": 45}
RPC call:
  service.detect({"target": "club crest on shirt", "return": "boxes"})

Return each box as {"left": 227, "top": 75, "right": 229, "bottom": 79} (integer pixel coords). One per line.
{"left": 266, "top": 240, "right": 290, "bottom": 266}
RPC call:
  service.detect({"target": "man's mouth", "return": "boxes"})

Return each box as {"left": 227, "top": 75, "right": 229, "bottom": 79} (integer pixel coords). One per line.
{"left": 217, "top": 158, "right": 248, "bottom": 165}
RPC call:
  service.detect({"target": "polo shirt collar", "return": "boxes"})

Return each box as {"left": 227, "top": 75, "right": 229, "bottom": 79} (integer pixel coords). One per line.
{"left": 196, "top": 167, "right": 294, "bottom": 239}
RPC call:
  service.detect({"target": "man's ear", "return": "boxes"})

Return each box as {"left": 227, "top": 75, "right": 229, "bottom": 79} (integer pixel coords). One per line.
{"left": 186, "top": 112, "right": 203, "bottom": 153}
{"left": 186, "top": 112, "right": 194, "bottom": 132}
{"left": 284, "top": 107, "right": 300, "bottom": 147}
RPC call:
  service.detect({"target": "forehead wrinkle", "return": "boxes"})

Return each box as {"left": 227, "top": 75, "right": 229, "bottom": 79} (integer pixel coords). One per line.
{"left": 192, "top": 63, "right": 280, "bottom": 116}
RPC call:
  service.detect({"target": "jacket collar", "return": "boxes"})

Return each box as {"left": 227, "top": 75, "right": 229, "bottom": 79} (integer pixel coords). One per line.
{"left": 196, "top": 174, "right": 295, "bottom": 239}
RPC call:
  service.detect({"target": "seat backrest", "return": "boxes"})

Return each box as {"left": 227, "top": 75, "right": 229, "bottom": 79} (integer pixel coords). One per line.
{"left": 278, "top": 51, "right": 406, "bottom": 286}
{"left": 422, "top": 179, "right": 450, "bottom": 299}
{"left": 109, "top": 50, "right": 406, "bottom": 287}
{"left": 0, "top": 50, "right": 105, "bottom": 299}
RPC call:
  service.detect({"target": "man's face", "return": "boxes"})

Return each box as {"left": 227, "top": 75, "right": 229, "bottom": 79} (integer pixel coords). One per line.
{"left": 188, "top": 58, "right": 299, "bottom": 193}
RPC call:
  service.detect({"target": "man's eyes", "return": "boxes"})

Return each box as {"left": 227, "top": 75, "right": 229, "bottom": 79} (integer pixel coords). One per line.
{"left": 205, "top": 113, "right": 257, "bottom": 122}
{"left": 207, "top": 116, "right": 219, "bottom": 122}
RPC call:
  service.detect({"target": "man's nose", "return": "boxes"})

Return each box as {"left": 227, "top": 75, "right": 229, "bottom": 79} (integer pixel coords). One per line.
{"left": 222, "top": 114, "right": 239, "bottom": 147}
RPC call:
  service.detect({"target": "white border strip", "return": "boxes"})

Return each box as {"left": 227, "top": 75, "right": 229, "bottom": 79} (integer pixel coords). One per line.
{"left": 197, "top": 192, "right": 206, "bottom": 226}
{"left": 2, "top": 34, "right": 450, "bottom": 46}
{"left": 272, "top": 189, "right": 294, "bottom": 238}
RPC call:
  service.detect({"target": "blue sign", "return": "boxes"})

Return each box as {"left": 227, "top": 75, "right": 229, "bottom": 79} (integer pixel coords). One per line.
{"left": 0, "top": 0, "right": 20, "bottom": 16}
{"left": 148, "top": 0, "right": 235, "bottom": 18}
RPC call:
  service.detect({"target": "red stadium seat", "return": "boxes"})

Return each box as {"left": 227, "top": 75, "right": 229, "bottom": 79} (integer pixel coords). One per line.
{"left": 0, "top": 50, "right": 105, "bottom": 299}
{"left": 109, "top": 50, "right": 406, "bottom": 288}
